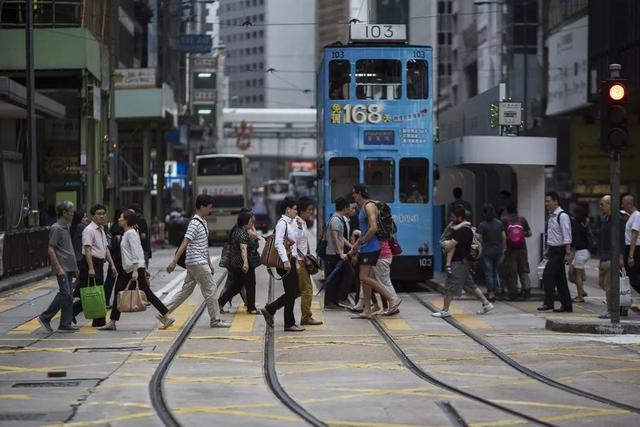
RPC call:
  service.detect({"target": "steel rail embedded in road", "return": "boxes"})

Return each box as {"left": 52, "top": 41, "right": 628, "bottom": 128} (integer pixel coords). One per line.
{"left": 263, "top": 276, "right": 328, "bottom": 427}
{"left": 369, "top": 317, "right": 555, "bottom": 427}
{"left": 149, "top": 271, "right": 227, "bottom": 427}
{"left": 412, "top": 287, "right": 640, "bottom": 415}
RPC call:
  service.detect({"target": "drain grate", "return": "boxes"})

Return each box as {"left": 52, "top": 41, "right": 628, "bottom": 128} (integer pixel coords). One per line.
{"left": 73, "top": 345, "right": 155, "bottom": 353}
{"left": 0, "top": 413, "right": 48, "bottom": 421}
{"left": 12, "top": 381, "right": 80, "bottom": 388}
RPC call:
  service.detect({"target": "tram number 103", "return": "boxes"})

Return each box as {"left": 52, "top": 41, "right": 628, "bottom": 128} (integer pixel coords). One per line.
{"left": 342, "top": 104, "right": 383, "bottom": 124}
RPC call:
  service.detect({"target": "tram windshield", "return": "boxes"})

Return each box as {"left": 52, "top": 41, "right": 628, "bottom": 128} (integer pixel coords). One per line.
{"left": 329, "top": 60, "right": 350, "bottom": 100}
{"left": 399, "top": 158, "right": 428, "bottom": 203}
{"left": 355, "top": 60, "right": 401, "bottom": 100}
{"left": 329, "top": 157, "right": 359, "bottom": 202}
{"left": 407, "top": 59, "right": 429, "bottom": 99}
{"left": 365, "top": 159, "right": 394, "bottom": 202}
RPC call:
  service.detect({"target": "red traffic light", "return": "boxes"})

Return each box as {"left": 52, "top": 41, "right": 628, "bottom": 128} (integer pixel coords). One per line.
{"left": 609, "top": 84, "right": 626, "bottom": 101}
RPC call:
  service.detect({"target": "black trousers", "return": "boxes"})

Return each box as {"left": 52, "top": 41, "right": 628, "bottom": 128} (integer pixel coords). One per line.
{"left": 110, "top": 268, "right": 169, "bottom": 321}
{"left": 218, "top": 267, "right": 257, "bottom": 311}
{"left": 104, "top": 258, "right": 124, "bottom": 307}
{"left": 624, "top": 245, "right": 640, "bottom": 293}
{"left": 323, "top": 255, "right": 353, "bottom": 305}
{"left": 543, "top": 247, "right": 572, "bottom": 309}
{"left": 265, "top": 258, "right": 299, "bottom": 328}
{"left": 74, "top": 257, "right": 106, "bottom": 327}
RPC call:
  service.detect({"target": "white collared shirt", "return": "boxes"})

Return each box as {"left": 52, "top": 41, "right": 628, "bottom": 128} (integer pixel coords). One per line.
{"left": 275, "top": 215, "right": 298, "bottom": 262}
{"left": 625, "top": 210, "right": 640, "bottom": 245}
{"left": 295, "top": 216, "right": 309, "bottom": 256}
{"left": 547, "top": 207, "right": 572, "bottom": 247}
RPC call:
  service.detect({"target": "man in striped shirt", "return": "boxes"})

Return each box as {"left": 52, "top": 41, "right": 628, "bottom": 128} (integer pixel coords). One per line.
{"left": 166, "top": 194, "right": 230, "bottom": 328}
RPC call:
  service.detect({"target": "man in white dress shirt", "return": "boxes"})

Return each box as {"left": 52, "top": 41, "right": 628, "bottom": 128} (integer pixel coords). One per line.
{"left": 622, "top": 195, "right": 640, "bottom": 306}
{"left": 539, "top": 192, "right": 573, "bottom": 313}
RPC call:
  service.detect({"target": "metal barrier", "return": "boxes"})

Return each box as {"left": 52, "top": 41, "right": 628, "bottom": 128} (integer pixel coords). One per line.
{"left": 0, "top": 227, "right": 50, "bottom": 278}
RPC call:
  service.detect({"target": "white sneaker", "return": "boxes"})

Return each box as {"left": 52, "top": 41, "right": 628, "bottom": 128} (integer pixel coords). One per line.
{"left": 431, "top": 310, "right": 451, "bottom": 318}
{"left": 477, "top": 302, "right": 495, "bottom": 315}
{"left": 210, "top": 320, "right": 231, "bottom": 328}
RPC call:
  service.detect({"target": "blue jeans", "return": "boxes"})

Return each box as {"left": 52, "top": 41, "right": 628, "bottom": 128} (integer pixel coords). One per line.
{"left": 41, "top": 272, "right": 75, "bottom": 327}
{"left": 482, "top": 253, "right": 500, "bottom": 293}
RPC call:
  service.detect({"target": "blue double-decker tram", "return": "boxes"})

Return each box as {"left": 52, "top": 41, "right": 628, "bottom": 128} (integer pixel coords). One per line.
{"left": 317, "top": 24, "right": 434, "bottom": 281}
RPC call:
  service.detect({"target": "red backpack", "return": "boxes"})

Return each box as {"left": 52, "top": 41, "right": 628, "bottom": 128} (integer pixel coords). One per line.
{"left": 506, "top": 217, "right": 526, "bottom": 249}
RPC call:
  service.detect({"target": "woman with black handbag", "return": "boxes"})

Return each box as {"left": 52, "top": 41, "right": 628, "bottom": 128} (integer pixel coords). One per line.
{"left": 218, "top": 211, "right": 260, "bottom": 314}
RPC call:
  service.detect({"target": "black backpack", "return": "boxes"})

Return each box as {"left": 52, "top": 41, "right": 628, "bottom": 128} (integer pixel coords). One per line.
{"left": 367, "top": 201, "right": 397, "bottom": 240}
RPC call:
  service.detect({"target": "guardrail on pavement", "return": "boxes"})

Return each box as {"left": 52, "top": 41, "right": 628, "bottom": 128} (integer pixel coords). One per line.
{"left": 0, "top": 227, "right": 50, "bottom": 278}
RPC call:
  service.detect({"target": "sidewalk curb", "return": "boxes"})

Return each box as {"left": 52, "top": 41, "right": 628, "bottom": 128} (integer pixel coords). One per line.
{"left": 545, "top": 318, "right": 640, "bottom": 335}
{"left": 0, "top": 268, "right": 51, "bottom": 294}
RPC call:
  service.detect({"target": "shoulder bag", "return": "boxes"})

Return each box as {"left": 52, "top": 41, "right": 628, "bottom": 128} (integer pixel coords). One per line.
{"left": 80, "top": 277, "right": 107, "bottom": 319}
{"left": 117, "top": 279, "right": 148, "bottom": 313}
{"left": 260, "top": 220, "right": 293, "bottom": 279}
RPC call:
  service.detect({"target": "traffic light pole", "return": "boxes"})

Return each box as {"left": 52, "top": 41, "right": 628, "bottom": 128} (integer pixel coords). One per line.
{"left": 610, "top": 149, "right": 621, "bottom": 324}
{"left": 608, "top": 63, "right": 623, "bottom": 324}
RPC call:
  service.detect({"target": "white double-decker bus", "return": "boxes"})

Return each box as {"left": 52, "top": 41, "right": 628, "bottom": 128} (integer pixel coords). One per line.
{"left": 194, "top": 154, "right": 250, "bottom": 243}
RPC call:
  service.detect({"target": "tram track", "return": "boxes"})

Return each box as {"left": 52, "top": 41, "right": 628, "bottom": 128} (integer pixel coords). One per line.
{"left": 149, "top": 270, "right": 228, "bottom": 427}
{"left": 411, "top": 283, "right": 640, "bottom": 415}
{"left": 263, "top": 276, "right": 328, "bottom": 427}
{"left": 369, "top": 316, "right": 555, "bottom": 427}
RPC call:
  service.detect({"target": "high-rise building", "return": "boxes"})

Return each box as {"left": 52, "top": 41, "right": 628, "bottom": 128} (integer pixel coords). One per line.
{"left": 219, "top": 0, "right": 315, "bottom": 108}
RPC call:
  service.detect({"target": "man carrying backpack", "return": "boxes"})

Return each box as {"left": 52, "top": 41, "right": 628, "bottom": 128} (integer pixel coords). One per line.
{"left": 433, "top": 205, "right": 495, "bottom": 318}
{"left": 539, "top": 192, "right": 573, "bottom": 313}
{"left": 502, "top": 203, "right": 532, "bottom": 300}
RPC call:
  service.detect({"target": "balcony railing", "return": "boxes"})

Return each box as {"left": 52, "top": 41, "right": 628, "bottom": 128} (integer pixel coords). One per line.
{"left": 0, "top": 0, "right": 82, "bottom": 28}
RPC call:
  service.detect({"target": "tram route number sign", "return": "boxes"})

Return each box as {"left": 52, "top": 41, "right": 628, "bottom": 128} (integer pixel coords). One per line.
{"left": 350, "top": 24, "right": 407, "bottom": 43}
{"left": 498, "top": 102, "right": 522, "bottom": 126}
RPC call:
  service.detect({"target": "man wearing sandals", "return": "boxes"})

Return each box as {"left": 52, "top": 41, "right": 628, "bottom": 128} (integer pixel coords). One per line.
{"left": 433, "top": 205, "right": 494, "bottom": 318}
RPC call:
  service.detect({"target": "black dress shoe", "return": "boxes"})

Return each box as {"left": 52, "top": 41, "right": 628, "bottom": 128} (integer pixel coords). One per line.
{"left": 537, "top": 305, "right": 553, "bottom": 311}
{"left": 553, "top": 307, "right": 573, "bottom": 313}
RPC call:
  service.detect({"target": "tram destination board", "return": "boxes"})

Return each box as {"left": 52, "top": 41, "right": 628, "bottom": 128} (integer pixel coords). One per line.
{"left": 364, "top": 130, "right": 395, "bottom": 145}
{"left": 350, "top": 24, "right": 407, "bottom": 43}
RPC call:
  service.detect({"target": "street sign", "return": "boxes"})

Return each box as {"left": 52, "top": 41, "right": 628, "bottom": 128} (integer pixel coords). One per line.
{"left": 349, "top": 24, "right": 407, "bottom": 43}
{"left": 178, "top": 34, "right": 212, "bottom": 53}
{"left": 498, "top": 102, "right": 522, "bottom": 125}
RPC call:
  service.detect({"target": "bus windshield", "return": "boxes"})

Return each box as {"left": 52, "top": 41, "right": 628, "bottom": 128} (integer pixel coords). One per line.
{"left": 355, "top": 60, "right": 401, "bottom": 100}
{"left": 197, "top": 157, "right": 243, "bottom": 176}
{"left": 268, "top": 182, "right": 288, "bottom": 194}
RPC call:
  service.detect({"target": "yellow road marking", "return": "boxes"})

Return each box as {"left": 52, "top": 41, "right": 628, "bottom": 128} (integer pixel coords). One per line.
{"left": 9, "top": 313, "right": 60, "bottom": 334}
{"left": 380, "top": 317, "right": 412, "bottom": 330}
{"left": 584, "top": 367, "right": 640, "bottom": 375}
{"left": 428, "top": 297, "right": 491, "bottom": 329}
{"left": 0, "top": 394, "right": 30, "bottom": 400}
{"left": 229, "top": 308, "right": 256, "bottom": 333}
{"left": 46, "top": 411, "right": 154, "bottom": 427}
{"left": 158, "top": 303, "right": 195, "bottom": 332}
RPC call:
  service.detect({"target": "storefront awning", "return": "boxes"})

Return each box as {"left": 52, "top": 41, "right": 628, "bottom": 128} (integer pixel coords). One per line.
{"left": 0, "top": 76, "right": 66, "bottom": 119}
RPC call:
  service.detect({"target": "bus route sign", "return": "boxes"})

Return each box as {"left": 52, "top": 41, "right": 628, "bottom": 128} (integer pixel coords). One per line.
{"left": 349, "top": 24, "right": 407, "bottom": 43}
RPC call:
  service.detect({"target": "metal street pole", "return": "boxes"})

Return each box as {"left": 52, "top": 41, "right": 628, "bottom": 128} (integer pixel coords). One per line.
{"left": 609, "top": 63, "right": 622, "bottom": 324}
{"left": 26, "top": 0, "right": 38, "bottom": 216}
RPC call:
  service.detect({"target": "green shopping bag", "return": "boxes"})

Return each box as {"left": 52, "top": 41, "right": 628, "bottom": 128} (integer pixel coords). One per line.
{"left": 80, "top": 278, "right": 107, "bottom": 319}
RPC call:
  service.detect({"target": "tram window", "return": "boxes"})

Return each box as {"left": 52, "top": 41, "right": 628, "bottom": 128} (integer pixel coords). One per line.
{"left": 407, "top": 60, "right": 429, "bottom": 99}
{"left": 399, "top": 158, "right": 429, "bottom": 204}
{"left": 364, "top": 159, "right": 394, "bottom": 202}
{"left": 329, "top": 60, "right": 350, "bottom": 100}
{"left": 355, "top": 60, "right": 401, "bottom": 100}
{"left": 329, "top": 158, "right": 359, "bottom": 202}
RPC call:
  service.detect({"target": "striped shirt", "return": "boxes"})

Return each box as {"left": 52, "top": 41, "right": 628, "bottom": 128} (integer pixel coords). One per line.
{"left": 185, "top": 215, "right": 209, "bottom": 266}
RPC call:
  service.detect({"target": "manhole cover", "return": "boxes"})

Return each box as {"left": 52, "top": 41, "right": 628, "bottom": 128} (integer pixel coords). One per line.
{"left": 0, "top": 413, "right": 47, "bottom": 421}
{"left": 13, "top": 381, "right": 80, "bottom": 388}
{"left": 73, "top": 345, "right": 155, "bottom": 353}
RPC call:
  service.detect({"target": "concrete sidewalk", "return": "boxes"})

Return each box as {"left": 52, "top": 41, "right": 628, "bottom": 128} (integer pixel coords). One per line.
{"left": 0, "top": 267, "right": 51, "bottom": 293}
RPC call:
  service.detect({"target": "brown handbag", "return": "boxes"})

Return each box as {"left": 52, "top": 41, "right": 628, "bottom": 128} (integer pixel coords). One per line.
{"left": 117, "top": 279, "right": 148, "bottom": 313}
{"left": 303, "top": 253, "right": 320, "bottom": 275}
{"left": 260, "top": 219, "right": 293, "bottom": 271}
